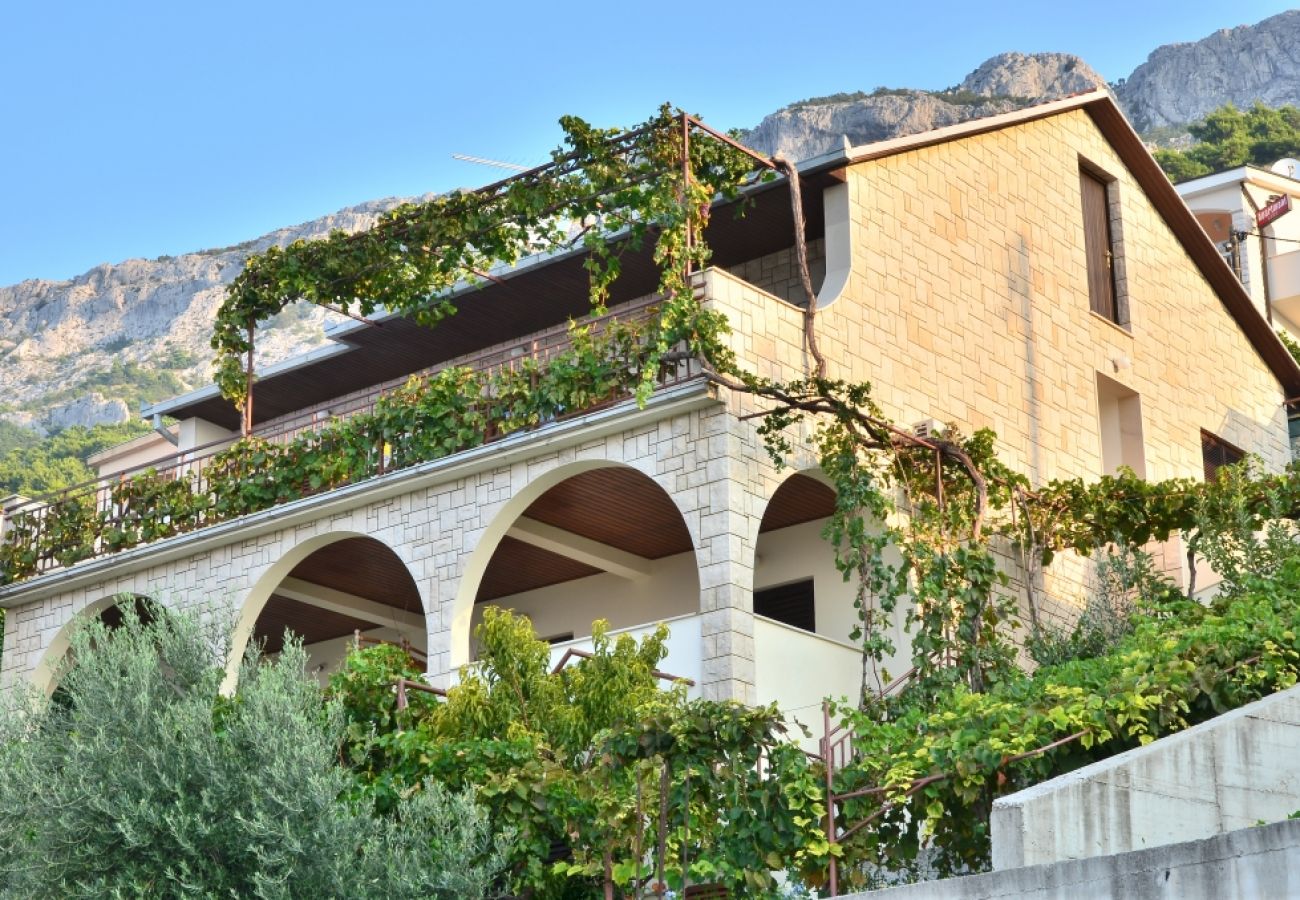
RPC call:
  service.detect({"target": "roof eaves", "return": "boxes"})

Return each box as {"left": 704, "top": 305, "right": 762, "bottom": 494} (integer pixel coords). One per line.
{"left": 1082, "top": 97, "right": 1300, "bottom": 397}
{"left": 142, "top": 341, "right": 355, "bottom": 420}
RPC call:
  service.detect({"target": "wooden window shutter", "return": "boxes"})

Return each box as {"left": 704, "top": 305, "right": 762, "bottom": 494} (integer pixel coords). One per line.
{"left": 1080, "top": 169, "right": 1118, "bottom": 322}
{"left": 754, "top": 579, "right": 815, "bottom": 632}
{"left": 1201, "top": 430, "right": 1244, "bottom": 481}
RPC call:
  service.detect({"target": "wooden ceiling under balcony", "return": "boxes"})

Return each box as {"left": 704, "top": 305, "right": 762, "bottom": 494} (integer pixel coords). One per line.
{"left": 249, "top": 474, "right": 838, "bottom": 645}
{"left": 478, "top": 470, "right": 836, "bottom": 603}
{"left": 255, "top": 536, "right": 424, "bottom": 654}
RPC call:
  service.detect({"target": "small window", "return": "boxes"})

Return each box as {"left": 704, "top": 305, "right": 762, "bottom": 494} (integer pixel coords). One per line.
{"left": 1201, "top": 430, "right": 1245, "bottom": 481}
{"left": 1097, "top": 374, "right": 1145, "bottom": 477}
{"left": 1080, "top": 167, "right": 1122, "bottom": 324}
{"left": 754, "top": 579, "right": 815, "bottom": 632}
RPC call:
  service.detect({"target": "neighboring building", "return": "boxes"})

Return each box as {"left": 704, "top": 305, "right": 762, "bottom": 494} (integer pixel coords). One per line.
{"left": 3, "top": 90, "right": 1298, "bottom": 723}
{"left": 1177, "top": 161, "right": 1300, "bottom": 341}
{"left": 85, "top": 424, "right": 181, "bottom": 480}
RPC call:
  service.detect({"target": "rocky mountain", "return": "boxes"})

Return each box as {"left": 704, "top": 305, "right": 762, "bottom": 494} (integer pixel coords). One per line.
{"left": 5, "top": 12, "right": 1299, "bottom": 435}
{"left": 0, "top": 198, "right": 424, "bottom": 433}
{"left": 1116, "top": 10, "right": 1300, "bottom": 131}
{"left": 744, "top": 12, "right": 1300, "bottom": 160}
{"left": 743, "top": 53, "right": 1110, "bottom": 161}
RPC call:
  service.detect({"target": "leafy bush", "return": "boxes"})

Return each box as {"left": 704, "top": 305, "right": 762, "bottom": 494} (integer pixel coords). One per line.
{"left": 0, "top": 600, "right": 511, "bottom": 899}
{"left": 330, "top": 608, "right": 829, "bottom": 898}
{"left": 1027, "top": 545, "right": 1180, "bottom": 667}
{"left": 829, "top": 556, "right": 1300, "bottom": 884}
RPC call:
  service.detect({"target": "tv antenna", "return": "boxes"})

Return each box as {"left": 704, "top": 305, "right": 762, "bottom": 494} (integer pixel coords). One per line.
{"left": 452, "top": 154, "right": 529, "bottom": 172}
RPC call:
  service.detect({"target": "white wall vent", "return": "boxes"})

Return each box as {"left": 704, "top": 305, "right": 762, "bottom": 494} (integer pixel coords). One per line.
{"left": 911, "top": 419, "right": 944, "bottom": 440}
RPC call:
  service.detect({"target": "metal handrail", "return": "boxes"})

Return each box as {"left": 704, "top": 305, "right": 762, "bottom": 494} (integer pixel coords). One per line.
{"left": 2, "top": 289, "right": 702, "bottom": 582}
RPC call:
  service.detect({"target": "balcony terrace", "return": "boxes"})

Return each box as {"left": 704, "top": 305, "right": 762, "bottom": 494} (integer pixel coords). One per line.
{"left": 0, "top": 285, "right": 704, "bottom": 587}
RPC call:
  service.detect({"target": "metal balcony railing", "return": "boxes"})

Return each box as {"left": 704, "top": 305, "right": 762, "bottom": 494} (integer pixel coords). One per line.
{"left": 0, "top": 289, "right": 703, "bottom": 585}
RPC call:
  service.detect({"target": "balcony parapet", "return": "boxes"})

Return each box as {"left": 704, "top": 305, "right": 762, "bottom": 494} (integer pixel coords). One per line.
{"left": 0, "top": 286, "right": 712, "bottom": 588}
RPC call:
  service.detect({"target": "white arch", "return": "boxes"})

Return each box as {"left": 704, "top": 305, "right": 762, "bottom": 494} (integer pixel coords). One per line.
{"left": 32, "top": 591, "right": 154, "bottom": 698}
{"left": 221, "top": 530, "right": 427, "bottom": 692}
{"left": 447, "top": 459, "right": 701, "bottom": 672}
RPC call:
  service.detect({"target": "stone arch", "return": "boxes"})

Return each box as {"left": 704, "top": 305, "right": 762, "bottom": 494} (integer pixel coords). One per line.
{"left": 33, "top": 592, "right": 158, "bottom": 698}
{"left": 224, "top": 531, "right": 428, "bottom": 690}
{"left": 449, "top": 459, "right": 702, "bottom": 671}
{"left": 751, "top": 468, "right": 839, "bottom": 635}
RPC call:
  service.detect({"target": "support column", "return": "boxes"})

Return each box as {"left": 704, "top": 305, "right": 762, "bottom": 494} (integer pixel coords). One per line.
{"left": 693, "top": 421, "right": 761, "bottom": 703}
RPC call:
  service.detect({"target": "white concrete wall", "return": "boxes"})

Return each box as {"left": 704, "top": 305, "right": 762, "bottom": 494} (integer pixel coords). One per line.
{"left": 755, "top": 518, "right": 911, "bottom": 682}
{"left": 472, "top": 551, "right": 699, "bottom": 648}
{"left": 179, "top": 417, "right": 237, "bottom": 453}
{"left": 848, "top": 817, "right": 1300, "bottom": 900}
{"left": 754, "top": 615, "right": 860, "bottom": 742}
{"left": 88, "top": 432, "right": 179, "bottom": 479}
{"left": 991, "top": 683, "right": 1300, "bottom": 871}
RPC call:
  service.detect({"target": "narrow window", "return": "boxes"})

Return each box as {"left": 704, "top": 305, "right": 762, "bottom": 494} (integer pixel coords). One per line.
{"left": 1201, "top": 430, "right": 1244, "bottom": 481}
{"left": 1081, "top": 167, "right": 1121, "bottom": 323}
{"left": 754, "top": 579, "right": 815, "bottom": 632}
{"left": 1097, "top": 374, "right": 1145, "bottom": 477}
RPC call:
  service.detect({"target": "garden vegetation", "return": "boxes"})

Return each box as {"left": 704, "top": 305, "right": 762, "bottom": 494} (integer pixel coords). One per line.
{"left": 5, "top": 103, "right": 1300, "bottom": 895}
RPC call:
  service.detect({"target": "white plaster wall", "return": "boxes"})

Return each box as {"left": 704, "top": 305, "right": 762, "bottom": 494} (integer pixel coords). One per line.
{"left": 89, "top": 432, "right": 178, "bottom": 479}
{"left": 179, "top": 417, "right": 237, "bottom": 454}
{"left": 755, "top": 518, "right": 911, "bottom": 681}
{"left": 471, "top": 551, "right": 699, "bottom": 648}
{"left": 754, "top": 616, "right": 861, "bottom": 744}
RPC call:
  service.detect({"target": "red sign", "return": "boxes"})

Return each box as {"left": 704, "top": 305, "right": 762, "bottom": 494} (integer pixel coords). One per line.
{"left": 1258, "top": 194, "right": 1292, "bottom": 228}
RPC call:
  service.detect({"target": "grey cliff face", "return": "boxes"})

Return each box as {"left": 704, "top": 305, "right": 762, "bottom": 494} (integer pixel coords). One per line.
{"left": 743, "top": 92, "right": 1021, "bottom": 161}
{"left": 959, "top": 52, "right": 1108, "bottom": 100}
{"left": 1117, "top": 11, "right": 1300, "bottom": 130}
{"left": 0, "top": 198, "right": 423, "bottom": 431}
{"left": 743, "top": 53, "right": 1107, "bottom": 162}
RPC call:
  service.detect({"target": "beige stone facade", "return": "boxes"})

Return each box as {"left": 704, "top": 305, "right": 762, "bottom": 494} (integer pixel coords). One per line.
{"left": 3, "top": 94, "right": 1296, "bottom": 714}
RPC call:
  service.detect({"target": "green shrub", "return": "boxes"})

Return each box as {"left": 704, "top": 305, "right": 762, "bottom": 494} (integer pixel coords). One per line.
{"left": 0, "top": 600, "right": 511, "bottom": 899}
{"left": 1027, "top": 545, "right": 1180, "bottom": 667}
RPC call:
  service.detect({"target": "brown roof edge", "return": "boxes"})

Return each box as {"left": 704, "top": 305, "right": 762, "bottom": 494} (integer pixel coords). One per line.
{"left": 845, "top": 90, "right": 1114, "bottom": 166}
{"left": 1082, "top": 97, "right": 1300, "bottom": 399}
{"left": 844, "top": 89, "right": 1300, "bottom": 399}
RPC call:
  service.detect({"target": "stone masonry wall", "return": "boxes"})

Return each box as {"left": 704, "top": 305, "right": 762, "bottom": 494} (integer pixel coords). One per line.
{"left": 709, "top": 107, "right": 1291, "bottom": 629}
{"left": 2, "top": 400, "right": 771, "bottom": 702}
{"left": 3, "top": 106, "right": 1293, "bottom": 699}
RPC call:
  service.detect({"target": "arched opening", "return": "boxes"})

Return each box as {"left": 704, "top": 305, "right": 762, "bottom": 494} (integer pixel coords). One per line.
{"left": 463, "top": 464, "right": 700, "bottom": 678}
{"left": 754, "top": 472, "right": 839, "bottom": 638}
{"left": 751, "top": 471, "right": 903, "bottom": 716}
{"left": 233, "top": 535, "right": 427, "bottom": 686}
{"left": 34, "top": 593, "right": 158, "bottom": 697}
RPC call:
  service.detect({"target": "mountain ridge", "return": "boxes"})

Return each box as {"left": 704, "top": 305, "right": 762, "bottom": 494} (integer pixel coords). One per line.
{"left": 6, "top": 12, "right": 1300, "bottom": 434}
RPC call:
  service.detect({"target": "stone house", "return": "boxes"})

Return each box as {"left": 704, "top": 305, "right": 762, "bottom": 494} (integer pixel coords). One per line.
{"left": 3, "top": 89, "right": 1297, "bottom": 722}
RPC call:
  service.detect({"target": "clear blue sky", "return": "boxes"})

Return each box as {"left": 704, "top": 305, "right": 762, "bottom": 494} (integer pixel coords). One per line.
{"left": 1, "top": 1, "right": 1294, "bottom": 286}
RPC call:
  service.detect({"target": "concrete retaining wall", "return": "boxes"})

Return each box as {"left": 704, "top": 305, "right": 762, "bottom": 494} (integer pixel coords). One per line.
{"left": 848, "top": 817, "right": 1300, "bottom": 899}
{"left": 991, "top": 683, "right": 1300, "bottom": 870}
